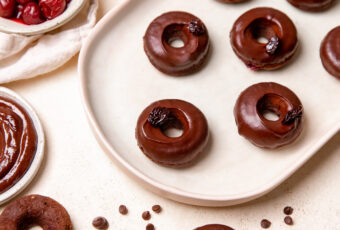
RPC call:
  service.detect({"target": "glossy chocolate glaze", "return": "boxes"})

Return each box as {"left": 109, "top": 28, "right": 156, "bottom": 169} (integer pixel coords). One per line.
{"left": 230, "top": 7, "right": 298, "bottom": 70}
{"left": 136, "top": 99, "right": 209, "bottom": 167}
{"left": 234, "top": 82, "right": 303, "bottom": 149}
{"left": 143, "top": 11, "right": 210, "bottom": 76}
{"left": 287, "top": 0, "right": 335, "bottom": 11}
{"left": 0, "top": 96, "right": 37, "bottom": 193}
{"left": 195, "top": 224, "right": 234, "bottom": 230}
{"left": 320, "top": 26, "right": 340, "bottom": 80}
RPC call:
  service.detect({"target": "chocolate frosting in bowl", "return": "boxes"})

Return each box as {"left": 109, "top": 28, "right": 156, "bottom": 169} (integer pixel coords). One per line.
{"left": 0, "top": 96, "right": 37, "bottom": 194}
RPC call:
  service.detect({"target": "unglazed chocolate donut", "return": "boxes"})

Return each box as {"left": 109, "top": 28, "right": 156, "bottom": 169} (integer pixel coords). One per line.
{"left": 234, "top": 82, "right": 304, "bottom": 149}
{"left": 143, "top": 11, "right": 210, "bottom": 76}
{"left": 136, "top": 99, "right": 209, "bottom": 167}
{"left": 230, "top": 7, "right": 298, "bottom": 70}
{"left": 287, "top": 0, "right": 335, "bottom": 11}
{"left": 195, "top": 224, "right": 234, "bottom": 230}
{"left": 0, "top": 194, "right": 73, "bottom": 230}
{"left": 320, "top": 26, "right": 340, "bottom": 80}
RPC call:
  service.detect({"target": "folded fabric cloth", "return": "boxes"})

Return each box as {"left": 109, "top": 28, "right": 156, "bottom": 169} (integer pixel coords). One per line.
{"left": 0, "top": 0, "right": 98, "bottom": 84}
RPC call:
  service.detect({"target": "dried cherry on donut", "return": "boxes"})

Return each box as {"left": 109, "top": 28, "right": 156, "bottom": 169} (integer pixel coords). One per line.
{"left": 148, "top": 107, "right": 175, "bottom": 128}
{"left": 188, "top": 19, "right": 206, "bottom": 36}
{"left": 22, "top": 2, "right": 45, "bottom": 25}
{"left": 0, "top": 0, "right": 16, "bottom": 18}
{"left": 39, "top": 0, "right": 66, "bottom": 20}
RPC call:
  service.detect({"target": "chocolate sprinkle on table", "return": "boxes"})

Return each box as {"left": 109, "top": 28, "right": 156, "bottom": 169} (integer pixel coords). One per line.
{"left": 284, "top": 216, "right": 294, "bottom": 225}
{"left": 92, "top": 216, "right": 109, "bottom": 229}
{"left": 119, "top": 205, "right": 128, "bottom": 215}
{"left": 146, "top": 223, "right": 155, "bottom": 230}
{"left": 283, "top": 206, "right": 294, "bottom": 215}
{"left": 142, "top": 211, "right": 151, "bottom": 220}
{"left": 261, "top": 219, "right": 271, "bottom": 228}
{"left": 152, "top": 205, "right": 162, "bottom": 213}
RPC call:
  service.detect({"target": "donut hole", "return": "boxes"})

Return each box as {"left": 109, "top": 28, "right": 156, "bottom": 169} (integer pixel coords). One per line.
{"left": 163, "top": 127, "right": 184, "bottom": 138}
{"left": 161, "top": 119, "right": 184, "bottom": 138}
{"left": 28, "top": 226, "right": 43, "bottom": 230}
{"left": 257, "top": 94, "right": 288, "bottom": 122}
{"left": 17, "top": 218, "right": 43, "bottom": 230}
{"left": 159, "top": 109, "right": 185, "bottom": 138}
{"left": 168, "top": 38, "right": 185, "bottom": 48}
{"left": 257, "top": 37, "right": 269, "bottom": 44}
{"left": 247, "top": 18, "right": 279, "bottom": 44}
{"left": 262, "top": 110, "right": 280, "bottom": 121}
{"left": 162, "top": 24, "right": 188, "bottom": 48}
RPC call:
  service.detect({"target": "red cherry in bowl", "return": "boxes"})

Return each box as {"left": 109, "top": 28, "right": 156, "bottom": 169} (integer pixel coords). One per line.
{"left": 22, "top": 2, "right": 45, "bottom": 25}
{"left": 16, "top": 0, "right": 32, "bottom": 4}
{"left": 39, "top": 0, "right": 66, "bottom": 20}
{"left": 15, "top": 4, "right": 24, "bottom": 19}
{"left": 0, "top": 0, "right": 16, "bottom": 18}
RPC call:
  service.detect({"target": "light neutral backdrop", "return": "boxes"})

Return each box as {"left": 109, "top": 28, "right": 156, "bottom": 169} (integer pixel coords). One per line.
{"left": 1, "top": 0, "right": 339, "bottom": 229}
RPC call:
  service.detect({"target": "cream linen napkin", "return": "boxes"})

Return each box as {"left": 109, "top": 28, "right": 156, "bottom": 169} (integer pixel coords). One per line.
{"left": 0, "top": 0, "right": 98, "bottom": 83}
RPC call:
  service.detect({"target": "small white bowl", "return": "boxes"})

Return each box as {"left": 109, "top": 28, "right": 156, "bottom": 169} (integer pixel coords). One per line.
{"left": 0, "top": 0, "right": 87, "bottom": 35}
{"left": 0, "top": 87, "right": 44, "bottom": 205}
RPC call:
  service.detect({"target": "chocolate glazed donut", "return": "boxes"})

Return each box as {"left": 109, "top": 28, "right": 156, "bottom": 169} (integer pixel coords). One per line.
{"left": 320, "top": 26, "right": 340, "bottom": 80}
{"left": 143, "top": 11, "right": 210, "bottom": 76}
{"left": 230, "top": 7, "right": 298, "bottom": 70}
{"left": 234, "top": 82, "right": 304, "bottom": 149}
{"left": 136, "top": 99, "right": 209, "bottom": 167}
{"left": 287, "top": 0, "right": 335, "bottom": 12}
{"left": 0, "top": 194, "right": 73, "bottom": 230}
{"left": 195, "top": 224, "right": 234, "bottom": 230}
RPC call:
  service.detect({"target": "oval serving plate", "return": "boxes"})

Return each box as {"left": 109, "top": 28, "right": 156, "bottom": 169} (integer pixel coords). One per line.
{"left": 79, "top": 0, "right": 340, "bottom": 206}
{"left": 0, "top": 0, "right": 87, "bottom": 35}
{"left": 0, "top": 87, "right": 44, "bottom": 205}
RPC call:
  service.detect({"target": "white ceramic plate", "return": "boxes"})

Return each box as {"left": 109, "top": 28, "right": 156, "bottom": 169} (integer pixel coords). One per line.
{"left": 0, "top": 87, "right": 44, "bottom": 205}
{"left": 79, "top": 0, "right": 340, "bottom": 206}
{"left": 0, "top": 0, "right": 87, "bottom": 35}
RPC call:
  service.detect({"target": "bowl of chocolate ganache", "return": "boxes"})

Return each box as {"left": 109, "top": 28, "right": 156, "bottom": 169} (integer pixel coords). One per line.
{"left": 0, "top": 87, "right": 44, "bottom": 205}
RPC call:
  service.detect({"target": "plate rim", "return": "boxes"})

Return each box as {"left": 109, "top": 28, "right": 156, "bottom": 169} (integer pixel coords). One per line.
{"left": 78, "top": 0, "right": 340, "bottom": 207}
{"left": 0, "top": 87, "right": 45, "bottom": 205}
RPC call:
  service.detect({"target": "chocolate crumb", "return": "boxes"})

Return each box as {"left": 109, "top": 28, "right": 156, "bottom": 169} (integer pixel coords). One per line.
{"left": 282, "top": 106, "right": 303, "bottom": 125}
{"left": 148, "top": 107, "right": 174, "bottom": 128}
{"left": 283, "top": 206, "right": 294, "bottom": 215}
{"left": 188, "top": 19, "right": 206, "bottom": 36}
{"left": 92, "top": 217, "right": 109, "bottom": 229}
{"left": 152, "top": 205, "right": 162, "bottom": 213}
{"left": 142, "top": 211, "right": 151, "bottom": 220}
{"left": 261, "top": 219, "right": 271, "bottom": 228}
{"left": 266, "top": 36, "right": 280, "bottom": 55}
{"left": 119, "top": 205, "right": 128, "bottom": 215}
{"left": 146, "top": 223, "right": 155, "bottom": 230}
{"left": 284, "top": 216, "right": 294, "bottom": 225}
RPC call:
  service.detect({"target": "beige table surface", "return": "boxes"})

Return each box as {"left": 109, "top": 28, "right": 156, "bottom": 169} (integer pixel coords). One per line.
{"left": 1, "top": 0, "right": 340, "bottom": 229}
